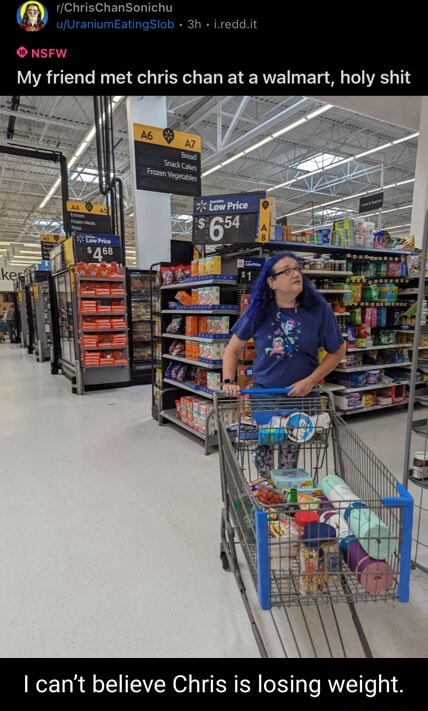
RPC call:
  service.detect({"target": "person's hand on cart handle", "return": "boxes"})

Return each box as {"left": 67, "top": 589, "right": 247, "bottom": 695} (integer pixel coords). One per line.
{"left": 287, "top": 377, "right": 316, "bottom": 397}
{"left": 222, "top": 380, "right": 241, "bottom": 396}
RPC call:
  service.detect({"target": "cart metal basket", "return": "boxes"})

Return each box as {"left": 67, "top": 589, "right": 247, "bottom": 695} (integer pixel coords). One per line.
{"left": 215, "top": 388, "right": 413, "bottom": 657}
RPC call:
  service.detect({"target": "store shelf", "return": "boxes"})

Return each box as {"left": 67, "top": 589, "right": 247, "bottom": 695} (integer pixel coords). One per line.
{"left": 336, "top": 362, "right": 411, "bottom": 373}
{"left": 347, "top": 343, "right": 412, "bottom": 352}
{"left": 160, "top": 409, "right": 208, "bottom": 440}
{"left": 264, "top": 242, "right": 411, "bottom": 256}
{"left": 131, "top": 318, "right": 151, "bottom": 322}
{"left": 82, "top": 328, "right": 127, "bottom": 333}
{"left": 163, "top": 378, "right": 214, "bottom": 399}
{"left": 333, "top": 312, "right": 350, "bottom": 317}
{"left": 318, "top": 289, "right": 351, "bottom": 294}
{"left": 339, "top": 380, "right": 410, "bottom": 394}
{"left": 303, "top": 270, "right": 353, "bottom": 277}
{"left": 79, "top": 294, "right": 125, "bottom": 299}
{"left": 163, "top": 354, "right": 222, "bottom": 368}
{"left": 349, "top": 302, "right": 408, "bottom": 307}
{"left": 83, "top": 362, "right": 128, "bottom": 369}
{"left": 82, "top": 346, "right": 127, "bottom": 351}
{"left": 339, "top": 400, "right": 408, "bottom": 416}
{"left": 162, "top": 333, "right": 230, "bottom": 343}
{"left": 408, "top": 473, "right": 428, "bottom": 489}
{"left": 77, "top": 277, "right": 124, "bottom": 282}
{"left": 79, "top": 311, "right": 126, "bottom": 316}
{"left": 162, "top": 308, "right": 239, "bottom": 314}
{"left": 161, "top": 276, "right": 237, "bottom": 289}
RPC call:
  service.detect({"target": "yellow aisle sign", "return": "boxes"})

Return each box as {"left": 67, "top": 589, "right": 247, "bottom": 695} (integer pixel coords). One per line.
{"left": 133, "top": 124, "right": 202, "bottom": 153}
{"left": 66, "top": 201, "right": 110, "bottom": 216}
{"left": 256, "top": 199, "right": 273, "bottom": 242}
{"left": 40, "top": 234, "right": 65, "bottom": 244}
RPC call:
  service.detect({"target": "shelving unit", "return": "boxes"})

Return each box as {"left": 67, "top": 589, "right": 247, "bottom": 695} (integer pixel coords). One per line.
{"left": 402, "top": 221, "right": 428, "bottom": 574}
{"left": 151, "top": 262, "right": 239, "bottom": 453}
{"left": 74, "top": 267, "right": 130, "bottom": 394}
{"left": 290, "top": 246, "right": 426, "bottom": 416}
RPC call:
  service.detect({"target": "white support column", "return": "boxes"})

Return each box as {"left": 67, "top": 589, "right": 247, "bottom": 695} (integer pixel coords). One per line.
{"left": 411, "top": 97, "right": 428, "bottom": 249}
{"left": 127, "top": 96, "right": 171, "bottom": 268}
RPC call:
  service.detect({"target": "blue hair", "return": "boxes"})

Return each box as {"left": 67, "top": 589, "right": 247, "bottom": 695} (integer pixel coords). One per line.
{"left": 246, "top": 251, "right": 326, "bottom": 327}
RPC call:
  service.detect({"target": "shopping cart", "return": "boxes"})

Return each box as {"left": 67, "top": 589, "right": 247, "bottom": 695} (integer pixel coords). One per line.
{"left": 215, "top": 388, "right": 413, "bottom": 658}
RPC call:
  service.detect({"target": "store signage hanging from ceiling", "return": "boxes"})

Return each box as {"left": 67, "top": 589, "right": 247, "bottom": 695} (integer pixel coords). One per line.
{"left": 359, "top": 192, "right": 384, "bottom": 214}
{"left": 192, "top": 191, "right": 272, "bottom": 244}
{"left": 67, "top": 200, "right": 112, "bottom": 235}
{"left": 133, "top": 123, "right": 201, "bottom": 197}
{"left": 39, "top": 234, "right": 65, "bottom": 261}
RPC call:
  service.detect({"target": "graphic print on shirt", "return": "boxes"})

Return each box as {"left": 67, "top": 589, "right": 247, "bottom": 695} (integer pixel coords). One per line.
{"left": 265, "top": 314, "right": 301, "bottom": 359}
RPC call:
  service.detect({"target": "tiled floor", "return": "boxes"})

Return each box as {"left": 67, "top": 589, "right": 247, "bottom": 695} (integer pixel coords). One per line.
{"left": 1, "top": 343, "right": 427, "bottom": 658}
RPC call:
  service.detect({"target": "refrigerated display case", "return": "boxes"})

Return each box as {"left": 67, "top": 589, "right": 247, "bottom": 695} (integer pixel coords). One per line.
{"left": 126, "top": 268, "right": 154, "bottom": 385}
{"left": 14, "top": 278, "right": 28, "bottom": 348}
{"left": 23, "top": 266, "right": 50, "bottom": 354}
{"left": 51, "top": 267, "right": 77, "bottom": 382}
{"left": 32, "top": 280, "right": 54, "bottom": 362}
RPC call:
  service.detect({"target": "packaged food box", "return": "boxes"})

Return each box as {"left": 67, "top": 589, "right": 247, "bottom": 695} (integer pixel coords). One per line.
{"left": 206, "top": 316, "right": 229, "bottom": 334}
{"left": 207, "top": 372, "right": 221, "bottom": 391}
{"left": 269, "top": 519, "right": 300, "bottom": 563}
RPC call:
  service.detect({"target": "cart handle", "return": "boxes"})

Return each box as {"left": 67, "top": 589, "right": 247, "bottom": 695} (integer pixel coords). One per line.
{"left": 240, "top": 387, "right": 293, "bottom": 395}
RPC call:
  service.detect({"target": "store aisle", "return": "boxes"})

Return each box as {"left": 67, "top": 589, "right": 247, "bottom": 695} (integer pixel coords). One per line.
{"left": 1, "top": 345, "right": 428, "bottom": 658}
{"left": 0, "top": 345, "right": 259, "bottom": 657}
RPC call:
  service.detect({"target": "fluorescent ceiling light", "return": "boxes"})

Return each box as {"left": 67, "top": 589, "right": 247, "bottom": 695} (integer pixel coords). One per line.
{"left": 34, "top": 218, "right": 61, "bottom": 227}
{"left": 201, "top": 103, "right": 332, "bottom": 178}
{"left": 16, "top": 250, "right": 42, "bottom": 255}
{"left": 281, "top": 179, "right": 415, "bottom": 219}
{"left": 295, "top": 152, "right": 342, "bottom": 173}
{"left": 175, "top": 214, "right": 192, "bottom": 221}
{"left": 392, "top": 132, "right": 419, "bottom": 145}
{"left": 268, "top": 132, "right": 419, "bottom": 193}
{"left": 70, "top": 167, "right": 99, "bottom": 184}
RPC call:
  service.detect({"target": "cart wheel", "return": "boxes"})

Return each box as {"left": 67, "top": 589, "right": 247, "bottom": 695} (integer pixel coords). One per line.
{"left": 72, "top": 386, "right": 77, "bottom": 395}
{"left": 51, "top": 366, "right": 58, "bottom": 375}
{"left": 220, "top": 549, "right": 230, "bottom": 571}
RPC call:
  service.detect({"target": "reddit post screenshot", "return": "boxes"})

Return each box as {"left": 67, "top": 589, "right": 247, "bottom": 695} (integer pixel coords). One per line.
{"left": 0, "top": 3, "right": 426, "bottom": 710}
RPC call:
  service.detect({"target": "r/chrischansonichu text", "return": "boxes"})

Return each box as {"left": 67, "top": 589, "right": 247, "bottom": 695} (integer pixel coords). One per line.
{"left": 56, "top": 2, "right": 173, "bottom": 12}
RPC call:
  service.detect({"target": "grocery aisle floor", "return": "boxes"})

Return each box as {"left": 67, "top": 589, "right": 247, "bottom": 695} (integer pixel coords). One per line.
{"left": 1, "top": 344, "right": 428, "bottom": 658}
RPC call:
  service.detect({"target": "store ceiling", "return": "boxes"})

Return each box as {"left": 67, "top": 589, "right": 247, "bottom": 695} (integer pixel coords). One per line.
{"left": 0, "top": 95, "right": 420, "bottom": 266}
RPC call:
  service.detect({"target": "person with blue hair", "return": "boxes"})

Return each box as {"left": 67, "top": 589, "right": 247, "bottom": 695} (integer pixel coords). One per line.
{"left": 222, "top": 251, "right": 346, "bottom": 474}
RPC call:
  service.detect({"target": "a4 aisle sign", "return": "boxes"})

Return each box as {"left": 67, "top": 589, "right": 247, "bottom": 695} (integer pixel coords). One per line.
{"left": 192, "top": 191, "right": 274, "bottom": 244}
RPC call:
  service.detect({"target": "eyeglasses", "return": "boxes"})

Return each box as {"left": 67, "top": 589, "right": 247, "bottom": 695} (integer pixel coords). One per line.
{"left": 271, "top": 264, "right": 303, "bottom": 278}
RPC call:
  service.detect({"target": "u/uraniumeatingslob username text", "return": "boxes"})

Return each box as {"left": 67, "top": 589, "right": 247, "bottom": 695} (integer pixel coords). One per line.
{"left": 56, "top": 2, "right": 173, "bottom": 12}
{"left": 56, "top": 18, "right": 174, "bottom": 29}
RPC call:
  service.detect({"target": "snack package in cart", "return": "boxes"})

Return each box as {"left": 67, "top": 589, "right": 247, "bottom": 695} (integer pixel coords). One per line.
{"left": 269, "top": 518, "right": 300, "bottom": 567}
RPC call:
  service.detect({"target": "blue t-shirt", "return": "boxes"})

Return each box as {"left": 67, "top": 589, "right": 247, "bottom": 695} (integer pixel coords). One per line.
{"left": 231, "top": 299, "right": 344, "bottom": 388}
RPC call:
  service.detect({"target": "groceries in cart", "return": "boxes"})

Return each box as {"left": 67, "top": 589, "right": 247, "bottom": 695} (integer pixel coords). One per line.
{"left": 235, "top": 400, "right": 331, "bottom": 445}
{"left": 242, "top": 459, "right": 399, "bottom": 598}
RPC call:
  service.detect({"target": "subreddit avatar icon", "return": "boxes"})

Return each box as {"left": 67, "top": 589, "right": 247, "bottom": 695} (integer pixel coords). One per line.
{"left": 17, "top": 2, "right": 48, "bottom": 32}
